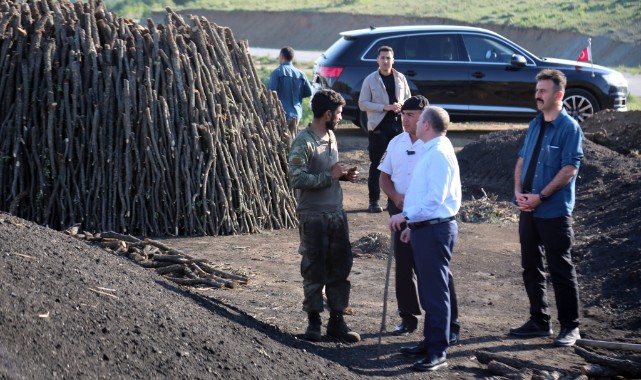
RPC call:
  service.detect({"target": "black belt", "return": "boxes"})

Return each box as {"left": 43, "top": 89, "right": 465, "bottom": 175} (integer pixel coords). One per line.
{"left": 408, "top": 216, "right": 456, "bottom": 229}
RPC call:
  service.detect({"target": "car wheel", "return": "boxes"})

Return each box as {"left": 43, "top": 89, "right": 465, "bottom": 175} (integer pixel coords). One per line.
{"left": 358, "top": 110, "right": 368, "bottom": 133}
{"left": 563, "top": 89, "right": 600, "bottom": 123}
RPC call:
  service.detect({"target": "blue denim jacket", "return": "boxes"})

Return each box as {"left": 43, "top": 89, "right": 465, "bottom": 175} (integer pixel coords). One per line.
{"left": 518, "top": 108, "right": 584, "bottom": 218}
{"left": 267, "top": 62, "right": 313, "bottom": 122}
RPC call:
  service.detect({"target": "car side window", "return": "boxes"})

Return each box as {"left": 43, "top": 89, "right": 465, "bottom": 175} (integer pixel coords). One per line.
{"left": 363, "top": 37, "right": 407, "bottom": 60}
{"left": 462, "top": 34, "right": 520, "bottom": 63}
{"left": 404, "top": 34, "right": 459, "bottom": 61}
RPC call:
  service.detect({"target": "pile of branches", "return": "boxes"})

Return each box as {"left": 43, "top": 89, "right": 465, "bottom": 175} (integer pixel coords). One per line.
{"left": 64, "top": 224, "right": 249, "bottom": 289}
{"left": 351, "top": 232, "right": 390, "bottom": 258}
{"left": 476, "top": 342, "right": 641, "bottom": 379}
{"left": 0, "top": 0, "right": 296, "bottom": 236}
{"left": 459, "top": 189, "right": 518, "bottom": 224}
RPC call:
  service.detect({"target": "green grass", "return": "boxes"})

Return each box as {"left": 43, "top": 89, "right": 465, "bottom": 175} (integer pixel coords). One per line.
{"left": 615, "top": 65, "right": 641, "bottom": 76}
{"left": 628, "top": 94, "right": 641, "bottom": 111}
{"left": 105, "top": 0, "right": 641, "bottom": 44}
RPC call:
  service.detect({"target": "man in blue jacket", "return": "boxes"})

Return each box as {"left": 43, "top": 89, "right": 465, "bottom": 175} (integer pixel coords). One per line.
{"left": 509, "top": 69, "right": 584, "bottom": 347}
{"left": 268, "top": 46, "right": 313, "bottom": 140}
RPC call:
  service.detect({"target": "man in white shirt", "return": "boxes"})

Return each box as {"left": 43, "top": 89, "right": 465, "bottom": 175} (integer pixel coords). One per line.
{"left": 389, "top": 106, "right": 461, "bottom": 372}
{"left": 379, "top": 96, "right": 461, "bottom": 344}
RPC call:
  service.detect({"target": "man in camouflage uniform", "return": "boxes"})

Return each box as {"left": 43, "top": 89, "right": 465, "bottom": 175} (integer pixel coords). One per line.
{"left": 288, "top": 89, "right": 360, "bottom": 343}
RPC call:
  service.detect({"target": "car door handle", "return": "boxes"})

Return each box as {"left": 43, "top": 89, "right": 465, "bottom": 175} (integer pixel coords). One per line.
{"left": 471, "top": 71, "right": 485, "bottom": 79}
{"left": 405, "top": 70, "right": 417, "bottom": 77}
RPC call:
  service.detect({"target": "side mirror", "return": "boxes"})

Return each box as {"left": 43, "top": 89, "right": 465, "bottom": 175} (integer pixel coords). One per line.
{"left": 511, "top": 54, "right": 527, "bottom": 67}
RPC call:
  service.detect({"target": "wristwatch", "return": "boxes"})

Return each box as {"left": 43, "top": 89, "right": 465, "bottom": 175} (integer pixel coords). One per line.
{"left": 402, "top": 211, "right": 409, "bottom": 221}
{"left": 539, "top": 192, "right": 548, "bottom": 202}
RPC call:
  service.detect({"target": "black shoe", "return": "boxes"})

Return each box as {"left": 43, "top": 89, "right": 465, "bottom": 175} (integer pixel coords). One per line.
{"left": 413, "top": 354, "right": 447, "bottom": 372}
{"left": 392, "top": 322, "right": 417, "bottom": 336}
{"left": 553, "top": 327, "right": 580, "bottom": 347}
{"left": 400, "top": 344, "right": 428, "bottom": 356}
{"left": 449, "top": 331, "right": 460, "bottom": 345}
{"left": 368, "top": 202, "right": 383, "bottom": 213}
{"left": 509, "top": 320, "right": 552, "bottom": 337}
{"left": 327, "top": 312, "right": 360, "bottom": 343}
{"left": 304, "top": 312, "right": 322, "bottom": 342}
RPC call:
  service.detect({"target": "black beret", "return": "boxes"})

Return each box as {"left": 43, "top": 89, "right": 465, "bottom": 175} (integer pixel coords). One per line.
{"left": 401, "top": 95, "right": 429, "bottom": 111}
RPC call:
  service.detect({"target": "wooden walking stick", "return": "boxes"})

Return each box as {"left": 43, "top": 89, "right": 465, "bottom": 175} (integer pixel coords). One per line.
{"left": 377, "top": 234, "right": 396, "bottom": 359}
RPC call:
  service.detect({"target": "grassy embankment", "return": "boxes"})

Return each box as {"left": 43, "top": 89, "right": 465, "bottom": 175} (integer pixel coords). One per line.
{"left": 107, "top": 0, "right": 641, "bottom": 44}
{"left": 106, "top": 0, "right": 640, "bottom": 112}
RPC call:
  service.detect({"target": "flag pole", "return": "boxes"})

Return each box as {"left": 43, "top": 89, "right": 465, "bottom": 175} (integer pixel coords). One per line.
{"left": 589, "top": 37, "right": 594, "bottom": 77}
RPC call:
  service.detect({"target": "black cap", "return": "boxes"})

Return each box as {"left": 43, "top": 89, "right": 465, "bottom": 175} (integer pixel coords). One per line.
{"left": 401, "top": 95, "right": 429, "bottom": 111}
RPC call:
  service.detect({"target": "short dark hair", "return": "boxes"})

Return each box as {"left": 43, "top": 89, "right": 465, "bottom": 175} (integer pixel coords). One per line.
{"left": 378, "top": 46, "right": 394, "bottom": 57}
{"left": 311, "top": 89, "right": 346, "bottom": 119}
{"left": 280, "top": 46, "right": 295, "bottom": 61}
{"left": 421, "top": 106, "right": 450, "bottom": 133}
{"left": 536, "top": 69, "right": 566, "bottom": 93}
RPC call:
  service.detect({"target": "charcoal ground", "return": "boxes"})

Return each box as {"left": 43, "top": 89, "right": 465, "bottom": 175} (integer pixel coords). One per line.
{"left": 1, "top": 113, "right": 640, "bottom": 379}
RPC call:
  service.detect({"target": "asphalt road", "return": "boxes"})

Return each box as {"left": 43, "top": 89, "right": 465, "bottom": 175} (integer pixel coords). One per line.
{"left": 250, "top": 47, "right": 641, "bottom": 98}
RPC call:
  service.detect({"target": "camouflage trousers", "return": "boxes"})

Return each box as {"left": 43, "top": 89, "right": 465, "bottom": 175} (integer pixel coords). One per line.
{"left": 298, "top": 210, "right": 353, "bottom": 313}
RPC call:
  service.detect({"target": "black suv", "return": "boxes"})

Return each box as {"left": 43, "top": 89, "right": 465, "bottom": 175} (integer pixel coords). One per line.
{"left": 313, "top": 25, "right": 628, "bottom": 129}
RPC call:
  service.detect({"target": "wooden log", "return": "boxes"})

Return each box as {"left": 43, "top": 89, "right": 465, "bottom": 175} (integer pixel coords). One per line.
{"left": 486, "top": 360, "right": 519, "bottom": 376}
{"left": 155, "top": 264, "right": 184, "bottom": 275}
{"left": 152, "top": 255, "right": 205, "bottom": 264}
{"left": 475, "top": 350, "right": 561, "bottom": 374}
{"left": 199, "top": 262, "right": 248, "bottom": 284}
{"left": 581, "top": 364, "right": 618, "bottom": 377}
{"left": 165, "top": 276, "right": 225, "bottom": 288}
{"left": 574, "top": 346, "right": 641, "bottom": 377}
{"left": 576, "top": 338, "right": 641, "bottom": 352}
{"left": 100, "top": 231, "right": 142, "bottom": 243}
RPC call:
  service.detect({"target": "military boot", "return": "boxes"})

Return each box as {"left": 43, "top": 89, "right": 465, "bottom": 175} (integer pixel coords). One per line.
{"left": 304, "top": 312, "right": 322, "bottom": 342}
{"left": 327, "top": 311, "right": 360, "bottom": 343}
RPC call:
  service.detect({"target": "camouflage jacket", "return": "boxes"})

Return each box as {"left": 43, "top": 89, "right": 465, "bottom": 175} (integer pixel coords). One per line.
{"left": 287, "top": 126, "right": 343, "bottom": 213}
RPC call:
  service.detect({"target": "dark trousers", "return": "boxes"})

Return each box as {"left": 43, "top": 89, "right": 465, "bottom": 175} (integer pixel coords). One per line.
{"left": 388, "top": 202, "right": 461, "bottom": 333}
{"left": 368, "top": 117, "right": 402, "bottom": 203}
{"left": 411, "top": 220, "right": 458, "bottom": 357}
{"left": 298, "top": 210, "right": 353, "bottom": 313}
{"left": 519, "top": 213, "right": 580, "bottom": 329}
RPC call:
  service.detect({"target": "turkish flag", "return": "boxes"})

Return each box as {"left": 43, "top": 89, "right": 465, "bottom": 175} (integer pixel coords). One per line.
{"left": 577, "top": 47, "right": 590, "bottom": 62}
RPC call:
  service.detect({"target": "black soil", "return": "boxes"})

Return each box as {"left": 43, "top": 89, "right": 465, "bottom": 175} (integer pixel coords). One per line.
{"left": 1, "top": 111, "right": 640, "bottom": 379}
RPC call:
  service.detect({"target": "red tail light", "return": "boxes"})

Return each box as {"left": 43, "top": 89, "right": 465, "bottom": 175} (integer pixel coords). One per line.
{"left": 318, "top": 66, "right": 344, "bottom": 79}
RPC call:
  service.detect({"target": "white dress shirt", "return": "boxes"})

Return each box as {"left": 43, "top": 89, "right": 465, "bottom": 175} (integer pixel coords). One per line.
{"left": 403, "top": 136, "right": 461, "bottom": 223}
{"left": 378, "top": 132, "right": 424, "bottom": 195}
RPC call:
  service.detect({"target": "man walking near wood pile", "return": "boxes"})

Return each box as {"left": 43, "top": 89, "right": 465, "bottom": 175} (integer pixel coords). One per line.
{"left": 268, "top": 46, "right": 313, "bottom": 140}
{"left": 288, "top": 89, "right": 360, "bottom": 343}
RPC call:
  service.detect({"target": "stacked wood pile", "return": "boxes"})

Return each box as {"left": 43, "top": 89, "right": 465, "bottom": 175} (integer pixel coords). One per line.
{"left": 64, "top": 224, "right": 249, "bottom": 289}
{"left": 0, "top": 0, "right": 297, "bottom": 236}
{"left": 476, "top": 345, "right": 641, "bottom": 379}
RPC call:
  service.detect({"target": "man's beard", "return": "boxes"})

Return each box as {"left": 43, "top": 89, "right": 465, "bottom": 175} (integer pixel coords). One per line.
{"left": 326, "top": 114, "right": 337, "bottom": 130}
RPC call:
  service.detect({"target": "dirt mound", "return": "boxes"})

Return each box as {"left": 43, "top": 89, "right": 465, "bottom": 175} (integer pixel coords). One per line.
{"left": 2, "top": 118, "right": 641, "bottom": 378}
{"left": 0, "top": 213, "right": 358, "bottom": 379}
{"left": 457, "top": 114, "right": 641, "bottom": 330}
{"left": 581, "top": 110, "right": 641, "bottom": 156}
